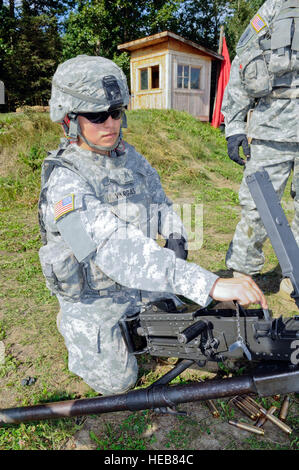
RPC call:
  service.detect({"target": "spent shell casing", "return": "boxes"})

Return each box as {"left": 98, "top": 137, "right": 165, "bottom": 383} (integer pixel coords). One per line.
{"left": 198, "top": 378, "right": 220, "bottom": 418}
{"left": 279, "top": 396, "right": 290, "bottom": 422}
{"left": 206, "top": 400, "right": 220, "bottom": 418}
{"left": 260, "top": 408, "right": 292, "bottom": 434}
{"left": 255, "top": 405, "right": 277, "bottom": 428}
{"left": 242, "top": 395, "right": 262, "bottom": 411}
{"left": 240, "top": 396, "right": 262, "bottom": 415}
{"left": 228, "top": 420, "right": 265, "bottom": 436}
{"left": 232, "top": 398, "right": 256, "bottom": 420}
{"left": 235, "top": 396, "right": 261, "bottom": 417}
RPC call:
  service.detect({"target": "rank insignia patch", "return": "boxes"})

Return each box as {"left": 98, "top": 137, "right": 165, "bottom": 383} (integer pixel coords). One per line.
{"left": 251, "top": 14, "right": 267, "bottom": 33}
{"left": 54, "top": 194, "right": 74, "bottom": 220}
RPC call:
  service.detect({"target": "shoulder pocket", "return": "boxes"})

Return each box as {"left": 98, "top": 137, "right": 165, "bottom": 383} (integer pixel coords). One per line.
{"left": 39, "top": 241, "right": 84, "bottom": 301}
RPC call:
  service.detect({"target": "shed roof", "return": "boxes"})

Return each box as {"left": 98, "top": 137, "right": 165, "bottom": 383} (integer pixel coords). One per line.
{"left": 118, "top": 31, "right": 223, "bottom": 61}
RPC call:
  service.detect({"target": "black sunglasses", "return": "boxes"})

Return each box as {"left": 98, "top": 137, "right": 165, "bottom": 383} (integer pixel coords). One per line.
{"left": 78, "top": 108, "right": 124, "bottom": 124}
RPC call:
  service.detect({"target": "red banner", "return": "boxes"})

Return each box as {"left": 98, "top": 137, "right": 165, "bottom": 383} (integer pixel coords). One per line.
{"left": 211, "top": 36, "right": 231, "bottom": 128}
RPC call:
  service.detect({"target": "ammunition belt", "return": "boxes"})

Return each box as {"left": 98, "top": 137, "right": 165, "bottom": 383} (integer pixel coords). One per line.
{"left": 269, "top": 87, "right": 299, "bottom": 99}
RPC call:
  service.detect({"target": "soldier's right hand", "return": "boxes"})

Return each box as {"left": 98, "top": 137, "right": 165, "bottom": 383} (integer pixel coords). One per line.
{"left": 209, "top": 276, "right": 268, "bottom": 309}
{"left": 226, "top": 134, "right": 250, "bottom": 166}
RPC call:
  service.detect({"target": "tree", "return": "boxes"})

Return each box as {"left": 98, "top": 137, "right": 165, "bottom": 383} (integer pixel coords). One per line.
{"left": 61, "top": 0, "right": 182, "bottom": 81}
{"left": 0, "top": 0, "right": 268, "bottom": 110}
{"left": 225, "top": 0, "right": 265, "bottom": 58}
{"left": 0, "top": 0, "right": 73, "bottom": 110}
{"left": 174, "top": 0, "right": 230, "bottom": 51}
{"left": 61, "top": 0, "right": 231, "bottom": 85}
{"left": 62, "top": 0, "right": 181, "bottom": 60}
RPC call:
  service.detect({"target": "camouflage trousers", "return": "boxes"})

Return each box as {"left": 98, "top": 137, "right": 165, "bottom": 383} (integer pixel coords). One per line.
{"left": 226, "top": 140, "right": 299, "bottom": 275}
{"left": 57, "top": 291, "right": 140, "bottom": 395}
{"left": 57, "top": 289, "right": 182, "bottom": 395}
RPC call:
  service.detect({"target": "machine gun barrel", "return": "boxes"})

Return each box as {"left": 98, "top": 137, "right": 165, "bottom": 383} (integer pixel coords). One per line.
{"left": 0, "top": 366, "right": 298, "bottom": 425}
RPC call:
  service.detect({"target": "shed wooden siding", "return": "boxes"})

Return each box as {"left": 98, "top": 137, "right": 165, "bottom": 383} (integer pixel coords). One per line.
{"left": 131, "top": 49, "right": 167, "bottom": 110}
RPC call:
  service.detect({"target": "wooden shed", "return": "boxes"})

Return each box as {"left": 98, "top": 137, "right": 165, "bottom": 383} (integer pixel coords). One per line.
{"left": 118, "top": 31, "right": 223, "bottom": 121}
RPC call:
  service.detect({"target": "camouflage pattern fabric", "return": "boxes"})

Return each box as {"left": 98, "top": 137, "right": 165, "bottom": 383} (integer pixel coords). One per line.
{"left": 226, "top": 140, "right": 299, "bottom": 274}
{"left": 39, "top": 142, "right": 218, "bottom": 394}
{"left": 57, "top": 292, "right": 139, "bottom": 395}
{"left": 222, "top": 0, "right": 299, "bottom": 142}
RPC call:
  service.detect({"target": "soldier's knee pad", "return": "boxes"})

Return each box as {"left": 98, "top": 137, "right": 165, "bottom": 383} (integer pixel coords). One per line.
{"left": 90, "top": 371, "right": 138, "bottom": 396}
{"left": 108, "top": 365, "right": 138, "bottom": 394}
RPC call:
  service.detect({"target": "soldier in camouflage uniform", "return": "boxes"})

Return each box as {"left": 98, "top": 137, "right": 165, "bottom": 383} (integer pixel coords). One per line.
{"left": 222, "top": 0, "right": 299, "bottom": 299}
{"left": 38, "top": 55, "right": 267, "bottom": 395}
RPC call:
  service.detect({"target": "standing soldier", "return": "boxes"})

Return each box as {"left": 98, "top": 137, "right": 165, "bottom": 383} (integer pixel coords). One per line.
{"left": 222, "top": 0, "right": 299, "bottom": 302}
{"left": 38, "top": 55, "right": 267, "bottom": 395}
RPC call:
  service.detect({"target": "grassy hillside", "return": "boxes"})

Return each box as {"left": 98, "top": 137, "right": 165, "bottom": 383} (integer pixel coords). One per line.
{"left": 0, "top": 110, "right": 298, "bottom": 450}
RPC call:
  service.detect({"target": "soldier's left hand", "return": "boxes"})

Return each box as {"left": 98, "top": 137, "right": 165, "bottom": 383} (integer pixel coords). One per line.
{"left": 165, "top": 233, "right": 188, "bottom": 260}
{"left": 226, "top": 134, "right": 251, "bottom": 166}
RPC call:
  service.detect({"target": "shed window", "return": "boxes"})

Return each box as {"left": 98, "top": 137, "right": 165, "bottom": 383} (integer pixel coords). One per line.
{"left": 151, "top": 65, "right": 160, "bottom": 89}
{"left": 190, "top": 68, "right": 200, "bottom": 89}
{"left": 139, "top": 65, "right": 160, "bottom": 90}
{"left": 140, "top": 68, "right": 148, "bottom": 90}
{"left": 177, "top": 65, "right": 201, "bottom": 90}
{"left": 177, "top": 65, "right": 189, "bottom": 89}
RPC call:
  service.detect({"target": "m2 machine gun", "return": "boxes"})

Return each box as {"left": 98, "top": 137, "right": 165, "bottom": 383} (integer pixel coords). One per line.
{"left": 0, "top": 170, "right": 298, "bottom": 425}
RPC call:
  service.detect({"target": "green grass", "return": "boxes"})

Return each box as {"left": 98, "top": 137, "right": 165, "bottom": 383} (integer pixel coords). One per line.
{"left": 0, "top": 109, "right": 298, "bottom": 450}
{"left": 125, "top": 109, "right": 230, "bottom": 189}
{"left": 89, "top": 412, "right": 151, "bottom": 450}
{"left": 0, "top": 420, "right": 81, "bottom": 450}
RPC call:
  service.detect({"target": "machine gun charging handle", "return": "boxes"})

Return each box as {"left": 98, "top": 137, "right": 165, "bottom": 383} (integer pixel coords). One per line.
{"left": 177, "top": 320, "right": 207, "bottom": 344}
{"left": 263, "top": 308, "right": 271, "bottom": 321}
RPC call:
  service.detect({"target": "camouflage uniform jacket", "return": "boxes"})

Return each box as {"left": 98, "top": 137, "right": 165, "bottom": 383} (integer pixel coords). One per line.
{"left": 38, "top": 142, "right": 218, "bottom": 307}
{"left": 222, "top": 0, "right": 299, "bottom": 142}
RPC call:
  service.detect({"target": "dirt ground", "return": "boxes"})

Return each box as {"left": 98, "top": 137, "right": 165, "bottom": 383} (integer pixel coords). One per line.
{"left": 52, "top": 356, "right": 297, "bottom": 451}
{"left": 61, "top": 374, "right": 298, "bottom": 451}
{"left": 1, "top": 202, "right": 298, "bottom": 451}
{"left": 63, "top": 403, "right": 294, "bottom": 451}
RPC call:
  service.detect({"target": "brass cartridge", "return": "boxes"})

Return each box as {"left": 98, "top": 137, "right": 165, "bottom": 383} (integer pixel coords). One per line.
{"left": 242, "top": 395, "right": 263, "bottom": 411}
{"left": 255, "top": 405, "right": 277, "bottom": 428}
{"left": 235, "top": 396, "right": 261, "bottom": 418}
{"left": 198, "top": 377, "right": 220, "bottom": 418}
{"left": 206, "top": 400, "right": 220, "bottom": 418}
{"left": 279, "top": 396, "right": 290, "bottom": 422}
{"left": 232, "top": 398, "right": 256, "bottom": 420}
{"left": 228, "top": 420, "right": 265, "bottom": 436}
{"left": 259, "top": 408, "right": 292, "bottom": 434}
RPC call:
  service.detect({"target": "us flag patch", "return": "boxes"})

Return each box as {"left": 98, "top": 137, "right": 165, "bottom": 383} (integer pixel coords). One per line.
{"left": 54, "top": 194, "right": 74, "bottom": 220}
{"left": 251, "top": 14, "right": 266, "bottom": 33}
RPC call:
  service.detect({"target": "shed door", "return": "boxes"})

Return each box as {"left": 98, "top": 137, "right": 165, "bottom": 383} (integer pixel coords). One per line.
{"left": 172, "top": 58, "right": 210, "bottom": 119}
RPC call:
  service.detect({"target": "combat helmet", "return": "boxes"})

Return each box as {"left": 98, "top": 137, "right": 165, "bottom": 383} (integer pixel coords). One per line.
{"left": 49, "top": 55, "right": 129, "bottom": 152}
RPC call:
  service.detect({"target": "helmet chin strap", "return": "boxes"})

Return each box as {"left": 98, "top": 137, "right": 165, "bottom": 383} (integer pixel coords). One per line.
{"left": 78, "top": 126, "right": 122, "bottom": 153}
{"left": 68, "top": 113, "right": 125, "bottom": 155}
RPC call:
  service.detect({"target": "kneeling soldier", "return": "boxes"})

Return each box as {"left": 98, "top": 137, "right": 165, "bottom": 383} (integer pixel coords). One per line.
{"left": 38, "top": 55, "right": 267, "bottom": 394}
